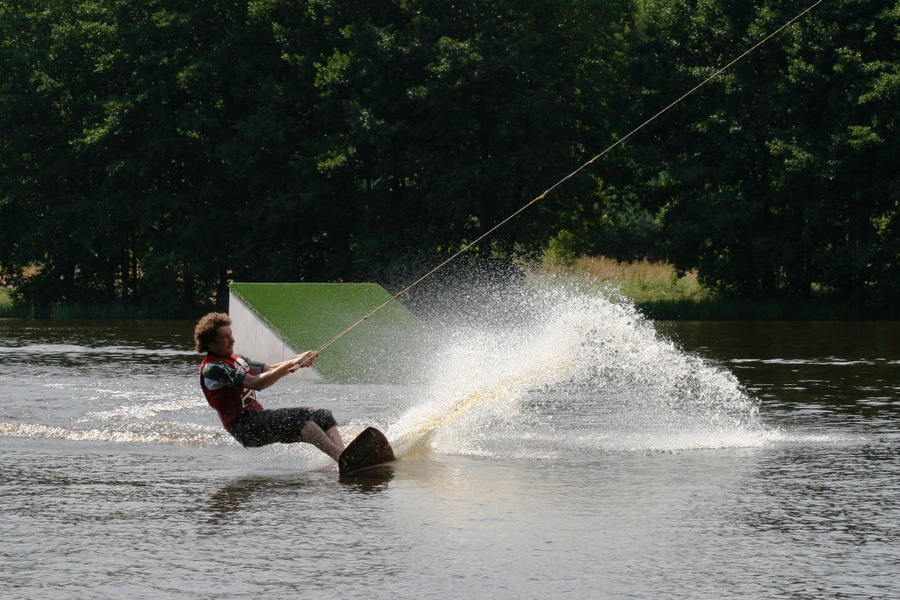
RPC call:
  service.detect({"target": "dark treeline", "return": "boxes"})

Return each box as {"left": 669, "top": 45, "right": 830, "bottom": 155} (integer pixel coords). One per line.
{"left": 1, "top": 0, "right": 897, "bottom": 316}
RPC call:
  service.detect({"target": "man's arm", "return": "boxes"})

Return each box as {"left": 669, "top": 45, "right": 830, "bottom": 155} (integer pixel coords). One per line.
{"left": 242, "top": 351, "right": 317, "bottom": 391}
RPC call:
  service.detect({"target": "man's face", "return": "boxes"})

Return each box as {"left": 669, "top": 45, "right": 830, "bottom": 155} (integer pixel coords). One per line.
{"left": 207, "top": 325, "right": 235, "bottom": 356}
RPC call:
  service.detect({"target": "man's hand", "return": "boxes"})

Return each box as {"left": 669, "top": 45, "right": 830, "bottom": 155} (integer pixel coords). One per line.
{"left": 244, "top": 351, "right": 318, "bottom": 390}
{"left": 289, "top": 351, "right": 317, "bottom": 372}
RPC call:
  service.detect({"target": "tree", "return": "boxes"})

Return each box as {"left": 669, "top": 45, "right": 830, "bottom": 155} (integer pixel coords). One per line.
{"left": 1, "top": 0, "right": 635, "bottom": 313}
{"left": 618, "top": 0, "right": 900, "bottom": 299}
{"left": 269, "top": 0, "right": 633, "bottom": 281}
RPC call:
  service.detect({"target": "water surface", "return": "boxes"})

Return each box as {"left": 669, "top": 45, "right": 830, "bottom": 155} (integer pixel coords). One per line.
{"left": 2, "top": 300, "right": 899, "bottom": 599}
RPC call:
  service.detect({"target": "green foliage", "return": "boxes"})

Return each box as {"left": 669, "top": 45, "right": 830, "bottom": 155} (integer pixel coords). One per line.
{"left": 543, "top": 230, "right": 579, "bottom": 267}
{"left": 616, "top": 0, "right": 900, "bottom": 301}
{"left": 0, "top": 0, "right": 633, "bottom": 315}
{"left": 1, "top": 0, "right": 898, "bottom": 317}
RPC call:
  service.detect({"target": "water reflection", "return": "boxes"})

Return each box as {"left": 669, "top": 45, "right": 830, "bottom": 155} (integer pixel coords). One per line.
{"left": 202, "top": 468, "right": 394, "bottom": 527}
{"left": 0, "top": 319, "right": 198, "bottom": 379}
{"left": 203, "top": 475, "right": 313, "bottom": 526}
{"left": 338, "top": 465, "right": 395, "bottom": 491}
{"left": 661, "top": 321, "right": 900, "bottom": 422}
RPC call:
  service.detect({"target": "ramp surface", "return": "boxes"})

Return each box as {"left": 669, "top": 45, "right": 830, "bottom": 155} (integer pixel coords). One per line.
{"left": 230, "top": 283, "right": 430, "bottom": 383}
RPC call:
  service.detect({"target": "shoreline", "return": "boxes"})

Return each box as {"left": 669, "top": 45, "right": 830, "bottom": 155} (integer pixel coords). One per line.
{"left": 3, "top": 252, "right": 897, "bottom": 322}
{"left": 2, "top": 292, "right": 896, "bottom": 322}
{"left": 636, "top": 298, "right": 899, "bottom": 321}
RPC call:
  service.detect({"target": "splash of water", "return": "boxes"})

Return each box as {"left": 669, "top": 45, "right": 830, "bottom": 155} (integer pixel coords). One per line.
{"left": 388, "top": 280, "right": 771, "bottom": 458}
{"left": 0, "top": 421, "right": 225, "bottom": 446}
{"left": 80, "top": 398, "right": 200, "bottom": 422}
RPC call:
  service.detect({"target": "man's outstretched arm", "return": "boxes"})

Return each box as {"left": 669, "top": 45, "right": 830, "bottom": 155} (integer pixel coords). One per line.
{"left": 242, "top": 351, "right": 316, "bottom": 391}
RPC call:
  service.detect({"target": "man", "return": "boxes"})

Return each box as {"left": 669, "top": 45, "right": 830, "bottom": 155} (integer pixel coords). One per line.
{"left": 194, "top": 312, "right": 345, "bottom": 462}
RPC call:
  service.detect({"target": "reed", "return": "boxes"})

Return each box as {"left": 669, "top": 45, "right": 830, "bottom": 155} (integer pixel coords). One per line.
{"left": 529, "top": 256, "right": 709, "bottom": 304}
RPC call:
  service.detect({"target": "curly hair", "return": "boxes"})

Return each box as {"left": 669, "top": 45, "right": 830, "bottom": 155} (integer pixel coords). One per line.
{"left": 194, "top": 312, "right": 232, "bottom": 352}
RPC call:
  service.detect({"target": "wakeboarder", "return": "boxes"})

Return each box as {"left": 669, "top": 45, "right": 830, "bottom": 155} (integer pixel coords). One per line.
{"left": 194, "top": 312, "right": 345, "bottom": 461}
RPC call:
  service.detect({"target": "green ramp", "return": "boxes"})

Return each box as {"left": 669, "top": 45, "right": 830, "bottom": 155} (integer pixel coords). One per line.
{"left": 229, "top": 283, "right": 432, "bottom": 384}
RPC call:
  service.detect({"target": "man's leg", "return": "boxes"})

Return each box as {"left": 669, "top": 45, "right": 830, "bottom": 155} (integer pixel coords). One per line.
{"left": 326, "top": 426, "right": 345, "bottom": 453}
{"left": 300, "top": 420, "right": 343, "bottom": 461}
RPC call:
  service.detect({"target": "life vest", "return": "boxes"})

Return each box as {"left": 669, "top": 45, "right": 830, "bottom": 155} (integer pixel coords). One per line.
{"left": 200, "top": 354, "right": 264, "bottom": 429}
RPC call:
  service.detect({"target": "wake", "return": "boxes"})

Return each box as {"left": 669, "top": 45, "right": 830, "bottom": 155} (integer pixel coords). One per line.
{"left": 388, "top": 279, "right": 778, "bottom": 458}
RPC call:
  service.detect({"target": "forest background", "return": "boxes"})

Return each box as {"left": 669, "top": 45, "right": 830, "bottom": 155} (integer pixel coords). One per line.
{"left": 1, "top": 0, "right": 898, "bottom": 319}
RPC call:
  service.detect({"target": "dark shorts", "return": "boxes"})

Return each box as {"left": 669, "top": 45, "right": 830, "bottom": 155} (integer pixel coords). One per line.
{"left": 228, "top": 407, "right": 338, "bottom": 448}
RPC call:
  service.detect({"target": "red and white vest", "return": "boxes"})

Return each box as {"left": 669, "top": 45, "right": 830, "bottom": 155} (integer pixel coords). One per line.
{"left": 199, "top": 354, "right": 264, "bottom": 429}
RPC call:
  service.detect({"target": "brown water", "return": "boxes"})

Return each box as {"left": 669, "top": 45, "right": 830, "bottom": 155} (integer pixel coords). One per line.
{"left": 2, "top": 295, "right": 899, "bottom": 599}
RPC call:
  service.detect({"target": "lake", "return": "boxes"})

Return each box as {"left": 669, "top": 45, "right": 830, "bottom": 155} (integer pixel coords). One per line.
{"left": 2, "top": 287, "right": 899, "bottom": 599}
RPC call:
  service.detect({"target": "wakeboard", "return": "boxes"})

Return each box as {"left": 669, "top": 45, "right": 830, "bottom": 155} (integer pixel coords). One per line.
{"left": 338, "top": 427, "right": 395, "bottom": 475}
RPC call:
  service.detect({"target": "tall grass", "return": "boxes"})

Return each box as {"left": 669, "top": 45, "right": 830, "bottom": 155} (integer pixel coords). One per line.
{"left": 529, "top": 256, "right": 709, "bottom": 304}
